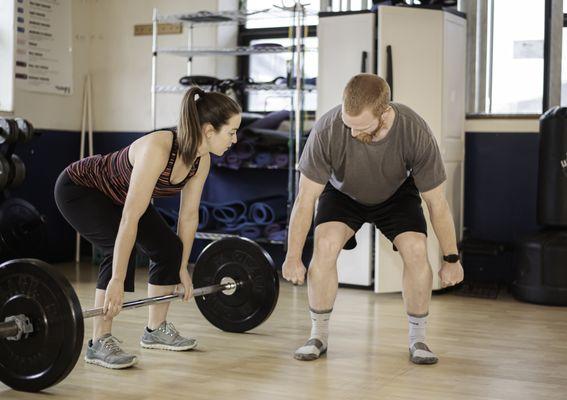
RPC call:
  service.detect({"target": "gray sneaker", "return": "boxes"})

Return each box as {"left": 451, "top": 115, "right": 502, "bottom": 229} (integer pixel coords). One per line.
{"left": 85, "top": 334, "right": 138, "bottom": 369}
{"left": 140, "top": 321, "right": 197, "bottom": 351}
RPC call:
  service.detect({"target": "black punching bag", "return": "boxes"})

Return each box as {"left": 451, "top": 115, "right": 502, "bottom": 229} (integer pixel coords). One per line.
{"left": 537, "top": 107, "right": 567, "bottom": 227}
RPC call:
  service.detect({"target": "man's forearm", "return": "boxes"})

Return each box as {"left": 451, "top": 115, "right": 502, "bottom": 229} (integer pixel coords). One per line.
{"left": 427, "top": 200, "right": 458, "bottom": 255}
{"left": 286, "top": 197, "right": 316, "bottom": 260}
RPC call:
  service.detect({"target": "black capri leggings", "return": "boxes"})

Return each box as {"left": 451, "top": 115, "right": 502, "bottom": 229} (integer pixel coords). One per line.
{"left": 54, "top": 170, "right": 182, "bottom": 292}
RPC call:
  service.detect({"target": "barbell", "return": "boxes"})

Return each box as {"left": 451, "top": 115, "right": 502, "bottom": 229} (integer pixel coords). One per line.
{"left": 0, "top": 237, "right": 279, "bottom": 392}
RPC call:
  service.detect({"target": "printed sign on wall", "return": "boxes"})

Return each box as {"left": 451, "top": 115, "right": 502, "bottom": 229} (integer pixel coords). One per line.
{"left": 14, "top": 0, "right": 73, "bottom": 95}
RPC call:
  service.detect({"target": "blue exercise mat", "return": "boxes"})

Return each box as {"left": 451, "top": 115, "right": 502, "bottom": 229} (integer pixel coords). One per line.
{"left": 248, "top": 196, "right": 287, "bottom": 225}
{"left": 211, "top": 201, "right": 247, "bottom": 225}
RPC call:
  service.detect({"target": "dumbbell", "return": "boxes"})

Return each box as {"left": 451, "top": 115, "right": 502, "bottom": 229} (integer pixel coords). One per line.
{"left": 0, "top": 119, "right": 19, "bottom": 145}
{"left": 0, "top": 153, "right": 26, "bottom": 191}
{"left": 0, "top": 118, "right": 35, "bottom": 144}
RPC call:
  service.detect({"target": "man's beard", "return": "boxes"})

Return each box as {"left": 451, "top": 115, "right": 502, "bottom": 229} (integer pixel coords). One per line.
{"left": 353, "top": 115, "right": 388, "bottom": 143}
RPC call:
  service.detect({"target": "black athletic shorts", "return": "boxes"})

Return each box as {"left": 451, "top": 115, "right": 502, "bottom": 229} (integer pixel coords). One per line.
{"left": 314, "top": 176, "right": 427, "bottom": 250}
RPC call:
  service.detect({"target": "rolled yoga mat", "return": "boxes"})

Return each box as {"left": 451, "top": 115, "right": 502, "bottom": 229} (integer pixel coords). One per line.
{"left": 248, "top": 196, "right": 287, "bottom": 225}
{"left": 239, "top": 225, "right": 262, "bottom": 240}
{"left": 272, "top": 153, "right": 289, "bottom": 168}
{"left": 224, "top": 151, "right": 242, "bottom": 169}
{"left": 211, "top": 200, "right": 247, "bottom": 226}
{"left": 264, "top": 222, "right": 284, "bottom": 237}
{"left": 198, "top": 203, "right": 213, "bottom": 230}
{"left": 248, "top": 110, "right": 290, "bottom": 130}
{"left": 254, "top": 152, "right": 272, "bottom": 167}
{"left": 234, "top": 138, "right": 256, "bottom": 160}
{"left": 267, "top": 228, "right": 287, "bottom": 242}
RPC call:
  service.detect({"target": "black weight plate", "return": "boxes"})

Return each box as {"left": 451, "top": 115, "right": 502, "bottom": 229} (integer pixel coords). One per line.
{"left": 0, "top": 154, "right": 10, "bottom": 192}
{"left": 9, "top": 154, "right": 26, "bottom": 188}
{"left": 193, "top": 237, "right": 279, "bottom": 333}
{"left": 14, "top": 118, "right": 34, "bottom": 143}
{"left": 0, "top": 119, "right": 11, "bottom": 145}
{"left": 0, "top": 259, "right": 83, "bottom": 392}
{"left": 0, "top": 198, "right": 46, "bottom": 260}
{"left": 5, "top": 119, "right": 19, "bottom": 144}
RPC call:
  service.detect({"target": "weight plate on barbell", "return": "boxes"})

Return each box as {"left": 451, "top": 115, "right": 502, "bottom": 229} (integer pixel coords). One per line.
{"left": 192, "top": 237, "right": 279, "bottom": 333}
{"left": 0, "top": 259, "right": 83, "bottom": 392}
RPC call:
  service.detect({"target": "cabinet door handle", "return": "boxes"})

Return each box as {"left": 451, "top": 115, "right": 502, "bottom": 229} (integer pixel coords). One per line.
{"left": 386, "top": 45, "right": 393, "bottom": 100}
{"left": 361, "top": 51, "right": 368, "bottom": 73}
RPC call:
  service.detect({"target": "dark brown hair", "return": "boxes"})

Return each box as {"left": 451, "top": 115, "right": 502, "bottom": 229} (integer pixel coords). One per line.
{"left": 177, "top": 87, "right": 241, "bottom": 164}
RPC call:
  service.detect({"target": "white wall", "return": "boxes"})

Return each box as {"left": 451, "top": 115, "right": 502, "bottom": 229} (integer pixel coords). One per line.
{"left": 89, "top": 0, "right": 237, "bottom": 131}
{"left": 0, "top": 0, "right": 15, "bottom": 112}
{"left": 2, "top": 0, "right": 539, "bottom": 134}
{"left": 0, "top": 0, "right": 91, "bottom": 130}
{"left": 1, "top": 0, "right": 238, "bottom": 131}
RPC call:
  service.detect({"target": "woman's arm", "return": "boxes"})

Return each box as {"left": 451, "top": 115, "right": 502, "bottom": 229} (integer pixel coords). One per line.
{"left": 177, "top": 154, "right": 211, "bottom": 272}
{"left": 104, "top": 134, "right": 170, "bottom": 317}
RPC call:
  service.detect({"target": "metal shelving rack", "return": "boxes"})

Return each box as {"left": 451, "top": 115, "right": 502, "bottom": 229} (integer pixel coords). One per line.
{"left": 150, "top": 5, "right": 313, "bottom": 245}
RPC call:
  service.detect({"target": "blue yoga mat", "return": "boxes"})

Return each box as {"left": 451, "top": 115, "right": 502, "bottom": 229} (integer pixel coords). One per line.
{"left": 254, "top": 152, "right": 272, "bottom": 167}
{"left": 211, "top": 201, "right": 247, "bottom": 226}
{"left": 198, "top": 203, "right": 213, "bottom": 230}
{"left": 248, "top": 196, "right": 287, "bottom": 225}
{"left": 234, "top": 139, "right": 256, "bottom": 160}
{"left": 248, "top": 110, "right": 290, "bottom": 130}
{"left": 224, "top": 151, "right": 242, "bottom": 169}
{"left": 272, "top": 153, "right": 288, "bottom": 168}
{"left": 239, "top": 225, "right": 262, "bottom": 239}
{"left": 264, "top": 222, "right": 283, "bottom": 237}
{"left": 268, "top": 229, "right": 287, "bottom": 242}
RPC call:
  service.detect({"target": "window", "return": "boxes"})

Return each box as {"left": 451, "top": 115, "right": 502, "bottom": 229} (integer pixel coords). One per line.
{"left": 0, "top": 0, "right": 15, "bottom": 112}
{"left": 245, "top": 0, "right": 319, "bottom": 29}
{"left": 240, "top": 1, "right": 319, "bottom": 112}
{"left": 247, "top": 36, "right": 318, "bottom": 112}
{"left": 487, "top": 0, "right": 545, "bottom": 114}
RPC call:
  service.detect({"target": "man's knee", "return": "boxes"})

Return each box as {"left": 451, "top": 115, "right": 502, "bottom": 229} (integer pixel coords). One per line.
{"left": 397, "top": 234, "right": 429, "bottom": 271}
{"left": 313, "top": 230, "right": 346, "bottom": 266}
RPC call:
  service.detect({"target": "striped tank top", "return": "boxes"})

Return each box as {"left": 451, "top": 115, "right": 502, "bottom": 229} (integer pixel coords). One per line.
{"left": 66, "top": 130, "right": 201, "bottom": 205}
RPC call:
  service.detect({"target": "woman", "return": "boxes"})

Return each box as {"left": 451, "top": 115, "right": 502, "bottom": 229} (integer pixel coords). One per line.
{"left": 55, "top": 87, "right": 242, "bottom": 369}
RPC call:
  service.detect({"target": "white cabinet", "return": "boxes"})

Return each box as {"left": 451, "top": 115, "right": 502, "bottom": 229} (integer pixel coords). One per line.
{"left": 317, "top": 7, "right": 466, "bottom": 291}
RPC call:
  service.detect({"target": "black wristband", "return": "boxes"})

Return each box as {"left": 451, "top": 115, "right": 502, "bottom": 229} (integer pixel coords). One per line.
{"left": 443, "top": 254, "right": 460, "bottom": 263}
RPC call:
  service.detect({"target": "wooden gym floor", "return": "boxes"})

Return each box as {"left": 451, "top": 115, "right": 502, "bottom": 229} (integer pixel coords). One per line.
{"left": 1, "top": 261, "right": 567, "bottom": 400}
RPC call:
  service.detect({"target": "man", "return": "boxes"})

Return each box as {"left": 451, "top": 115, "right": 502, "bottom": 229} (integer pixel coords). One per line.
{"left": 282, "top": 73, "right": 464, "bottom": 364}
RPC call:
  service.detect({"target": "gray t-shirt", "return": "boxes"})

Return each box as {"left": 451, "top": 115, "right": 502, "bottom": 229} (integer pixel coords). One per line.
{"left": 298, "top": 102, "right": 446, "bottom": 205}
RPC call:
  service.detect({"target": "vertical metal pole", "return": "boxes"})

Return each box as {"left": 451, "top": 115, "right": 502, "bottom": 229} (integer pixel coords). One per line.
{"left": 294, "top": 3, "right": 304, "bottom": 199}
{"left": 187, "top": 24, "right": 194, "bottom": 76}
{"left": 151, "top": 8, "right": 158, "bottom": 129}
{"left": 475, "top": 0, "right": 488, "bottom": 113}
{"left": 485, "top": 0, "right": 494, "bottom": 113}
